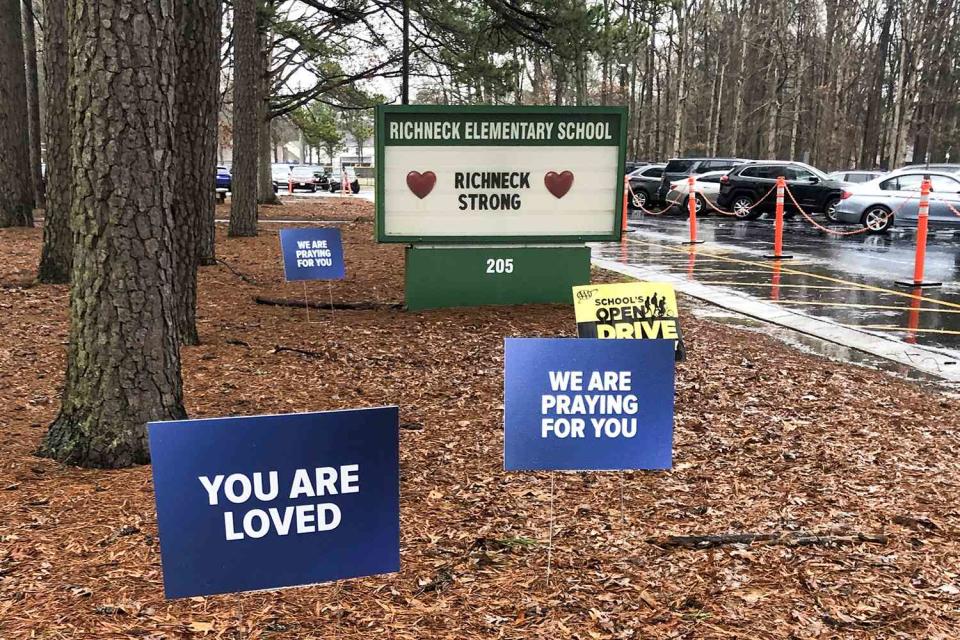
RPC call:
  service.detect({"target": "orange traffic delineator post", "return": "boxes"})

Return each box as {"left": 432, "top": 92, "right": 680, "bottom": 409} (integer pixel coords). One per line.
{"left": 288, "top": 176, "right": 293, "bottom": 195}
{"left": 621, "top": 175, "right": 629, "bottom": 234}
{"left": 896, "top": 178, "right": 942, "bottom": 288}
{"left": 764, "top": 176, "right": 793, "bottom": 260}
{"left": 682, "top": 176, "right": 704, "bottom": 245}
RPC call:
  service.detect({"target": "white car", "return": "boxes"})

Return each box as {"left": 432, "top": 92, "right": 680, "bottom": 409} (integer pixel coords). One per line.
{"left": 270, "top": 164, "right": 293, "bottom": 192}
{"left": 826, "top": 170, "right": 885, "bottom": 187}
{"left": 665, "top": 170, "right": 727, "bottom": 215}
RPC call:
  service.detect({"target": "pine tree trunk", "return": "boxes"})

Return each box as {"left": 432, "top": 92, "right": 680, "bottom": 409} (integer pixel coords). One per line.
{"left": 256, "top": 22, "right": 280, "bottom": 205}
{"left": 37, "top": 0, "right": 72, "bottom": 283}
{"left": 173, "top": 0, "right": 221, "bottom": 346}
{"left": 40, "top": 0, "right": 186, "bottom": 469}
{"left": 229, "top": 0, "right": 259, "bottom": 236}
{"left": 21, "top": 0, "right": 44, "bottom": 207}
{"left": 257, "top": 115, "right": 280, "bottom": 204}
{"left": 0, "top": 0, "right": 34, "bottom": 227}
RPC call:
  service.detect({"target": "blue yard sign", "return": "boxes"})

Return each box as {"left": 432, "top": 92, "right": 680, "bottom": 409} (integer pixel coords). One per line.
{"left": 504, "top": 338, "right": 674, "bottom": 471}
{"left": 148, "top": 407, "right": 399, "bottom": 599}
{"left": 279, "top": 227, "right": 346, "bottom": 281}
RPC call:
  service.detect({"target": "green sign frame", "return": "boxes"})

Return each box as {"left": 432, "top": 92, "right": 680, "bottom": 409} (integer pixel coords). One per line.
{"left": 374, "top": 104, "right": 627, "bottom": 244}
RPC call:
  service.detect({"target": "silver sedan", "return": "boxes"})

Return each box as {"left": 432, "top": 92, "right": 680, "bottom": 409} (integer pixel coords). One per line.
{"left": 833, "top": 171, "right": 960, "bottom": 233}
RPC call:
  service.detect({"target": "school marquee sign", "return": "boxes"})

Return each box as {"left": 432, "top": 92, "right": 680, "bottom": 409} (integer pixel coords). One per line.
{"left": 376, "top": 106, "right": 627, "bottom": 243}
{"left": 374, "top": 105, "right": 628, "bottom": 309}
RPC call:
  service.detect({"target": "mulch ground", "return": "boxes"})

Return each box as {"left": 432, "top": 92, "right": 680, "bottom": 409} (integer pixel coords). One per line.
{"left": 1, "top": 198, "right": 959, "bottom": 639}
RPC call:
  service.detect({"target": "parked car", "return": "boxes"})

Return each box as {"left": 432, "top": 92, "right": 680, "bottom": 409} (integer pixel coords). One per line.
{"left": 717, "top": 161, "right": 844, "bottom": 220}
{"left": 827, "top": 170, "right": 884, "bottom": 186}
{"left": 271, "top": 163, "right": 294, "bottom": 192}
{"left": 327, "top": 167, "right": 361, "bottom": 194}
{"left": 833, "top": 170, "right": 960, "bottom": 234}
{"left": 312, "top": 168, "right": 331, "bottom": 191}
{"left": 625, "top": 160, "right": 657, "bottom": 175}
{"left": 657, "top": 157, "right": 748, "bottom": 205}
{"left": 286, "top": 165, "right": 322, "bottom": 192}
{"left": 893, "top": 163, "right": 960, "bottom": 174}
{"left": 215, "top": 166, "right": 231, "bottom": 203}
{"left": 626, "top": 163, "right": 666, "bottom": 210}
{"left": 665, "top": 170, "right": 728, "bottom": 215}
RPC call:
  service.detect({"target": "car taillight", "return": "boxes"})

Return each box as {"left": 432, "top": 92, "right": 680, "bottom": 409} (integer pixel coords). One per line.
{"left": 720, "top": 175, "right": 729, "bottom": 184}
{"left": 841, "top": 190, "right": 852, "bottom": 200}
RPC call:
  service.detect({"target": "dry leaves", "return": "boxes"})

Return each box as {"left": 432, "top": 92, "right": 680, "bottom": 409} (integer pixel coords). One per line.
{"left": 0, "top": 201, "right": 959, "bottom": 638}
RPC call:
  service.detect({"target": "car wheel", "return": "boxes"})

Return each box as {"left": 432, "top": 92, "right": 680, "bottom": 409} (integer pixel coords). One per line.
{"left": 694, "top": 194, "right": 705, "bottom": 216}
{"left": 824, "top": 197, "right": 842, "bottom": 223}
{"left": 631, "top": 189, "right": 648, "bottom": 210}
{"left": 732, "top": 194, "right": 761, "bottom": 220}
{"left": 310, "top": 185, "right": 317, "bottom": 193}
{"left": 272, "top": 183, "right": 279, "bottom": 193}
{"left": 352, "top": 182, "right": 360, "bottom": 194}
{"left": 862, "top": 206, "right": 893, "bottom": 234}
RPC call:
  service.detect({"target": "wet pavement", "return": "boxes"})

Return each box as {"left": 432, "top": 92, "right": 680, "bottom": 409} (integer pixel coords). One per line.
{"left": 592, "top": 212, "right": 960, "bottom": 360}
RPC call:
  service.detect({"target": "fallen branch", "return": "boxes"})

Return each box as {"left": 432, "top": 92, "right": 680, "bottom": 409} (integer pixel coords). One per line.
{"left": 254, "top": 296, "right": 402, "bottom": 311}
{"left": 647, "top": 531, "right": 889, "bottom": 550}
{"left": 216, "top": 258, "right": 259, "bottom": 285}
{"left": 270, "top": 345, "right": 335, "bottom": 360}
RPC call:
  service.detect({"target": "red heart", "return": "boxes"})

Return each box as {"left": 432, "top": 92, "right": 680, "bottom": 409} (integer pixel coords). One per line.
{"left": 544, "top": 171, "right": 574, "bottom": 199}
{"left": 406, "top": 171, "right": 436, "bottom": 199}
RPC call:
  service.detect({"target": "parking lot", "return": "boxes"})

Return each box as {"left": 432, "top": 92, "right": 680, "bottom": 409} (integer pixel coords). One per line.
{"left": 593, "top": 213, "right": 960, "bottom": 380}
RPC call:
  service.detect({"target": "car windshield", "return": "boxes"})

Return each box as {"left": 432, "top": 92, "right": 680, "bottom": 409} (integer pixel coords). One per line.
{"left": 796, "top": 164, "right": 829, "bottom": 180}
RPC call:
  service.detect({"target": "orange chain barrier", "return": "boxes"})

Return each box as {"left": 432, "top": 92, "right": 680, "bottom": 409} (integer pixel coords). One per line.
{"left": 930, "top": 193, "right": 960, "bottom": 218}
{"left": 625, "top": 180, "right": 679, "bottom": 216}
{"left": 698, "top": 183, "right": 778, "bottom": 217}
{"left": 783, "top": 185, "right": 916, "bottom": 236}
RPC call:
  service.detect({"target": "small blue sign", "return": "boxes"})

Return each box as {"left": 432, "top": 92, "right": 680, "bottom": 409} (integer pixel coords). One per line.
{"left": 504, "top": 338, "right": 674, "bottom": 471}
{"left": 279, "top": 227, "right": 345, "bottom": 281}
{"left": 148, "top": 407, "right": 399, "bottom": 599}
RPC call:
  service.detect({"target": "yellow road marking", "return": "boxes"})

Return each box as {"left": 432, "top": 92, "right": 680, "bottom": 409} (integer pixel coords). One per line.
{"left": 669, "top": 269, "right": 782, "bottom": 276}
{"left": 625, "top": 238, "right": 960, "bottom": 310}
{"left": 843, "top": 325, "right": 960, "bottom": 336}
{"left": 772, "top": 300, "right": 960, "bottom": 314}
{"left": 690, "top": 281, "right": 862, "bottom": 291}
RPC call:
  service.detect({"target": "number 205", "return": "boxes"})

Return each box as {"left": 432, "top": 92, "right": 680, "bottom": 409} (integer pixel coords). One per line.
{"left": 485, "top": 258, "right": 514, "bottom": 274}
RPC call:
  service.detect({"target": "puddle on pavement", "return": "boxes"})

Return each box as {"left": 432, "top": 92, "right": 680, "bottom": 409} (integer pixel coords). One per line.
{"left": 688, "top": 299, "right": 960, "bottom": 397}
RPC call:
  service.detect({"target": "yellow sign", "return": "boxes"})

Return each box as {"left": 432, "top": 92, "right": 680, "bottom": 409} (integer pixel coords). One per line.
{"left": 572, "top": 282, "right": 685, "bottom": 359}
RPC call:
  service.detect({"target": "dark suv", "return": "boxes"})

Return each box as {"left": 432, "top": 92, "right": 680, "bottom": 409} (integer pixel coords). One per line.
{"left": 657, "top": 157, "right": 748, "bottom": 205}
{"left": 717, "top": 161, "right": 844, "bottom": 220}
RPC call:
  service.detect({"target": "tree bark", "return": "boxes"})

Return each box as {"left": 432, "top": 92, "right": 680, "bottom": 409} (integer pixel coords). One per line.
{"left": 172, "top": 0, "right": 221, "bottom": 346}
{"left": 229, "top": 0, "right": 259, "bottom": 236}
{"left": 40, "top": 0, "right": 186, "bottom": 468}
{"left": 37, "top": 0, "right": 72, "bottom": 283}
{"left": 257, "top": 116, "right": 280, "bottom": 204}
{"left": 0, "top": 0, "right": 34, "bottom": 227}
{"left": 256, "top": 16, "right": 280, "bottom": 205}
{"left": 21, "top": 0, "right": 44, "bottom": 207}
